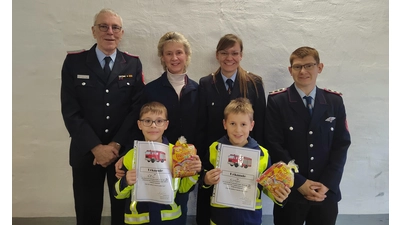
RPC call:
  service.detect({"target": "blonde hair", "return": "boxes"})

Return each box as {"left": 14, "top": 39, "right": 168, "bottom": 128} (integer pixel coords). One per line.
{"left": 139, "top": 102, "right": 168, "bottom": 119}
{"left": 213, "top": 34, "right": 262, "bottom": 98}
{"left": 157, "top": 31, "right": 192, "bottom": 72}
{"left": 224, "top": 98, "right": 254, "bottom": 121}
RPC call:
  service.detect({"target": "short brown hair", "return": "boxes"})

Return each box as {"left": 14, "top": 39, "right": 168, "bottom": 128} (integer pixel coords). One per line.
{"left": 224, "top": 98, "right": 254, "bottom": 121}
{"left": 139, "top": 101, "right": 168, "bottom": 119}
{"left": 290, "top": 46, "right": 320, "bottom": 66}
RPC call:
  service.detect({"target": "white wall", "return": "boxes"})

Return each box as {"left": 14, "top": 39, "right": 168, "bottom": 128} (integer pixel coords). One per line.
{"left": 12, "top": 0, "right": 388, "bottom": 217}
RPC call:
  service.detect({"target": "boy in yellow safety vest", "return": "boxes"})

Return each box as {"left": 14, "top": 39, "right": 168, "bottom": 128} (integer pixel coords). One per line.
{"left": 114, "top": 101, "right": 202, "bottom": 224}
{"left": 202, "top": 98, "right": 291, "bottom": 225}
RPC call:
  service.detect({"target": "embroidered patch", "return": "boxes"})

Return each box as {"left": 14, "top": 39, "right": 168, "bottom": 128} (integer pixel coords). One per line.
{"left": 269, "top": 88, "right": 287, "bottom": 95}
{"left": 77, "top": 74, "right": 89, "bottom": 79}
{"left": 323, "top": 88, "right": 342, "bottom": 96}
{"left": 325, "top": 117, "right": 336, "bottom": 123}
{"left": 67, "top": 49, "right": 86, "bottom": 54}
{"left": 118, "top": 74, "right": 133, "bottom": 80}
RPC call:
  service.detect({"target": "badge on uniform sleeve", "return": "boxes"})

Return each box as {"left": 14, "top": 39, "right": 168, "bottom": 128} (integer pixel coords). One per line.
{"left": 77, "top": 74, "right": 90, "bottom": 79}
{"left": 325, "top": 117, "right": 336, "bottom": 123}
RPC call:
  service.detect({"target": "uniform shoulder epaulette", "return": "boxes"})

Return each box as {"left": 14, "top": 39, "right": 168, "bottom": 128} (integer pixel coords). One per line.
{"left": 123, "top": 51, "right": 139, "bottom": 58}
{"left": 67, "top": 49, "right": 86, "bottom": 54}
{"left": 269, "top": 88, "right": 287, "bottom": 95}
{"left": 323, "top": 88, "right": 342, "bottom": 96}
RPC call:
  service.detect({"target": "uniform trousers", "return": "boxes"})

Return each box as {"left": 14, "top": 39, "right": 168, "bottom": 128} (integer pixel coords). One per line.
{"left": 196, "top": 187, "right": 212, "bottom": 225}
{"left": 72, "top": 161, "right": 125, "bottom": 225}
{"left": 273, "top": 199, "right": 338, "bottom": 225}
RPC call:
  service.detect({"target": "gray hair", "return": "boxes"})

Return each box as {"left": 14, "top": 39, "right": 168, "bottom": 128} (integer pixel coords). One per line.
{"left": 93, "top": 8, "right": 123, "bottom": 27}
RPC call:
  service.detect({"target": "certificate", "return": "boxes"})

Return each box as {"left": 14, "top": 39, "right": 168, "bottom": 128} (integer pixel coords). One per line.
{"left": 211, "top": 144, "right": 260, "bottom": 211}
{"left": 132, "top": 141, "right": 175, "bottom": 205}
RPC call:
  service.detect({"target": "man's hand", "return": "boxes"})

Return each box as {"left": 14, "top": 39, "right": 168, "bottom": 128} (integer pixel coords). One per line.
{"left": 298, "top": 179, "right": 327, "bottom": 202}
{"left": 115, "top": 156, "right": 125, "bottom": 179}
{"left": 91, "top": 144, "right": 119, "bottom": 167}
{"left": 108, "top": 141, "right": 121, "bottom": 151}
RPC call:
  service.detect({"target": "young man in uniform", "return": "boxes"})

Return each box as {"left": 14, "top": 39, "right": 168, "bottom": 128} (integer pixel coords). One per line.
{"left": 265, "top": 46, "right": 351, "bottom": 225}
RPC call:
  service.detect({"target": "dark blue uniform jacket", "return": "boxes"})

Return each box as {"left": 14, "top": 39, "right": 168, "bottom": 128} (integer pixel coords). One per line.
{"left": 265, "top": 84, "right": 351, "bottom": 203}
{"left": 61, "top": 44, "right": 145, "bottom": 167}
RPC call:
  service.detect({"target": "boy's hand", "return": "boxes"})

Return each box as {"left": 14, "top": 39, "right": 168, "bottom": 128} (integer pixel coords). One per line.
{"left": 204, "top": 168, "right": 222, "bottom": 185}
{"left": 189, "top": 155, "right": 202, "bottom": 173}
{"left": 115, "top": 157, "right": 125, "bottom": 179}
{"left": 126, "top": 169, "right": 137, "bottom": 186}
{"left": 272, "top": 185, "right": 291, "bottom": 203}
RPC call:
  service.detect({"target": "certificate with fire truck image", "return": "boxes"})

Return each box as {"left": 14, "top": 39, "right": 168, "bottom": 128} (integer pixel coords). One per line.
{"left": 211, "top": 144, "right": 260, "bottom": 211}
{"left": 132, "top": 141, "right": 175, "bottom": 205}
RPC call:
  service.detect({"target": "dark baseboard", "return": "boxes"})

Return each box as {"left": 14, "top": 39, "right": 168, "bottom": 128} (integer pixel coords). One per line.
{"left": 12, "top": 214, "right": 389, "bottom": 225}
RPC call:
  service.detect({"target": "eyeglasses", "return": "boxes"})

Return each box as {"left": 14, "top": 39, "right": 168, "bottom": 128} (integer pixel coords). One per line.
{"left": 218, "top": 51, "right": 241, "bottom": 58}
{"left": 96, "top": 24, "right": 122, "bottom": 33}
{"left": 139, "top": 119, "right": 167, "bottom": 127}
{"left": 291, "top": 63, "right": 317, "bottom": 71}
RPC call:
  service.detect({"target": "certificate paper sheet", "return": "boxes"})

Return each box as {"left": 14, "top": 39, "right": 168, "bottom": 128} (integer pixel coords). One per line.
{"left": 132, "top": 141, "right": 174, "bottom": 205}
{"left": 212, "top": 144, "right": 260, "bottom": 211}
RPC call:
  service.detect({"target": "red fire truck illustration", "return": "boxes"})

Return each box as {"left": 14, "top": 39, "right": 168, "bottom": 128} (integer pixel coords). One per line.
{"left": 227, "top": 154, "right": 252, "bottom": 168}
{"left": 145, "top": 150, "right": 166, "bottom": 163}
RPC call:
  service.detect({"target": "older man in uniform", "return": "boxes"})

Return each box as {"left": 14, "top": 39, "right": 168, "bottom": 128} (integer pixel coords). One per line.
{"left": 265, "top": 46, "right": 351, "bottom": 225}
{"left": 61, "top": 8, "right": 144, "bottom": 225}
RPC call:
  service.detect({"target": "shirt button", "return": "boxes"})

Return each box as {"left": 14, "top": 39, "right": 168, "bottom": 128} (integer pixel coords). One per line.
{"left": 106, "top": 103, "right": 110, "bottom": 106}
{"left": 82, "top": 82, "right": 86, "bottom": 86}
{"left": 106, "top": 89, "right": 109, "bottom": 93}
{"left": 289, "top": 126, "right": 293, "bottom": 131}
{"left": 127, "top": 82, "right": 130, "bottom": 85}
{"left": 331, "top": 127, "right": 334, "bottom": 131}
{"left": 310, "top": 144, "right": 314, "bottom": 148}
{"left": 105, "top": 129, "right": 109, "bottom": 133}
{"left": 309, "top": 131, "right": 313, "bottom": 135}
{"left": 106, "top": 116, "right": 110, "bottom": 120}
{"left": 310, "top": 157, "right": 314, "bottom": 160}
{"left": 310, "top": 169, "right": 314, "bottom": 173}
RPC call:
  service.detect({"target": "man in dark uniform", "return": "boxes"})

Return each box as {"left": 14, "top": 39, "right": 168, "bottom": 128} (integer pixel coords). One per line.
{"left": 60, "top": 8, "right": 145, "bottom": 225}
{"left": 265, "top": 46, "right": 351, "bottom": 225}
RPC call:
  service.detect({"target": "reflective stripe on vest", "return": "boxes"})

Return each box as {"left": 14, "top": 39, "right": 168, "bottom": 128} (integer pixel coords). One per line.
{"left": 126, "top": 199, "right": 182, "bottom": 224}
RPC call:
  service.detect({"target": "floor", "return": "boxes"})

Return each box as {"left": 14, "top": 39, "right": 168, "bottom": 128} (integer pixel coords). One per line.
{"left": 12, "top": 214, "right": 389, "bottom": 225}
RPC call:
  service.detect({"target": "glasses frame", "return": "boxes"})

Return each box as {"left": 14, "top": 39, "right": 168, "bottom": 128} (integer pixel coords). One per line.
{"left": 291, "top": 63, "right": 317, "bottom": 71}
{"left": 96, "top": 24, "right": 122, "bottom": 33}
{"left": 139, "top": 119, "right": 167, "bottom": 127}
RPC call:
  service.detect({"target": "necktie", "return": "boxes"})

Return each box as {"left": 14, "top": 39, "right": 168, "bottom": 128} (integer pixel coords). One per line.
{"left": 303, "top": 96, "right": 313, "bottom": 116}
{"left": 226, "top": 79, "right": 233, "bottom": 95}
{"left": 104, "top": 56, "right": 112, "bottom": 79}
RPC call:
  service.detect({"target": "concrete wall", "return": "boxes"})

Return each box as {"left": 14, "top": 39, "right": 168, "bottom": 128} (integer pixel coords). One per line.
{"left": 12, "top": 0, "right": 388, "bottom": 217}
